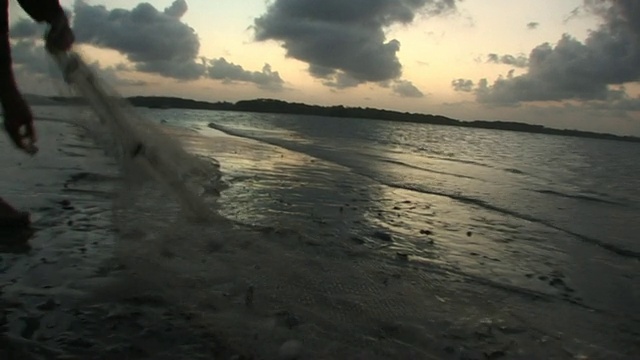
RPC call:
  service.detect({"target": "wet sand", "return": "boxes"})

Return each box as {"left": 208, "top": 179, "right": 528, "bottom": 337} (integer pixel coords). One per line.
{"left": 1, "top": 118, "right": 638, "bottom": 359}
{"left": 0, "top": 119, "right": 242, "bottom": 359}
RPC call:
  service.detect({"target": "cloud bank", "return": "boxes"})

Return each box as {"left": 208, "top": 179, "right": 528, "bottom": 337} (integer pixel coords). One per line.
{"left": 9, "top": 18, "right": 43, "bottom": 39}
{"left": 253, "top": 0, "right": 458, "bottom": 92}
{"left": 8, "top": 1, "right": 285, "bottom": 91}
{"left": 469, "top": 0, "right": 640, "bottom": 106}
{"left": 451, "top": 78, "right": 474, "bottom": 92}
{"left": 526, "top": 22, "right": 539, "bottom": 30}
{"left": 72, "top": 0, "right": 205, "bottom": 80}
{"left": 486, "top": 53, "right": 528, "bottom": 68}
{"left": 208, "top": 58, "right": 284, "bottom": 90}
{"left": 392, "top": 80, "right": 424, "bottom": 98}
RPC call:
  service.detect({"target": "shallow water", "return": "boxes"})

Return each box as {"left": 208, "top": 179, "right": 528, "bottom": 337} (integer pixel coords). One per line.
{"left": 143, "top": 109, "right": 640, "bottom": 314}
{"left": 24, "top": 105, "right": 640, "bottom": 358}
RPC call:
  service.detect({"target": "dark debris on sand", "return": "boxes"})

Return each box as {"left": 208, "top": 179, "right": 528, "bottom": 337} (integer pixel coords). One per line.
{"left": 0, "top": 147, "right": 249, "bottom": 360}
{"left": 1, "top": 294, "right": 249, "bottom": 360}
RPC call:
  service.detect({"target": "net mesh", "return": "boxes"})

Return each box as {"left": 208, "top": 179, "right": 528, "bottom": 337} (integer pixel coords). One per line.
{"left": 49, "top": 50, "right": 224, "bottom": 219}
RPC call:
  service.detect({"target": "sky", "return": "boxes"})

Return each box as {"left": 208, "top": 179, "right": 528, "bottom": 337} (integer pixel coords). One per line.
{"left": 7, "top": 0, "right": 640, "bottom": 136}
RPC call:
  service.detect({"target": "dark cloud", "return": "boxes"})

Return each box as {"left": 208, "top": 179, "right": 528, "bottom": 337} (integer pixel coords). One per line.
{"left": 164, "top": 0, "right": 188, "bottom": 18}
{"left": 95, "top": 66, "right": 148, "bottom": 87}
{"left": 9, "top": 1, "right": 286, "bottom": 90}
{"left": 476, "top": 0, "right": 640, "bottom": 105}
{"left": 563, "top": 6, "right": 583, "bottom": 23}
{"left": 604, "top": 98, "right": 640, "bottom": 112}
{"left": 585, "top": 89, "right": 640, "bottom": 112}
{"left": 72, "top": 0, "right": 205, "bottom": 80}
{"left": 136, "top": 59, "right": 206, "bottom": 81}
{"left": 392, "top": 80, "right": 424, "bottom": 98}
{"left": 526, "top": 22, "right": 539, "bottom": 30}
{"left": 208, "top": 58, "right": 284, "bottom": 90}
{"left": 486, "top": 53, "right": 528, "bottom": 68}
{"left": 451, "top": 78, "right": 474, "bottom": 92}
{"left": 9, "top": 19, "right": 43, "bottom": 39}
{"left": 321, "top": 72, "right": 362, "bottom": 89}
{"left": 10, "top": 40, "right": 54, "bottom": 76}
{"left": 253, "top": 0, "right": 458, "bottom": 87}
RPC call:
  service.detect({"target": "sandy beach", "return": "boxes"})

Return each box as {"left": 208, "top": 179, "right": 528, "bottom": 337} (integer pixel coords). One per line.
{"left": 1, "top": 112, "right": 638, "bottom": 360}
{"left": 0, "top": 118, "right": 243, "bottom": 359}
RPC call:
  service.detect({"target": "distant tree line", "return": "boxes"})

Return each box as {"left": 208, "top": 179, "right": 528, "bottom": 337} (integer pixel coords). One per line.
{"left": 47, "top": 96, "right": 640, "bottom": 143}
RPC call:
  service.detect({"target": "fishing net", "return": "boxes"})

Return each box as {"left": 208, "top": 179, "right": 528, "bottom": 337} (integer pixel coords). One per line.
{"left": 49, "top": 50, "right": 224, "bottom": 219}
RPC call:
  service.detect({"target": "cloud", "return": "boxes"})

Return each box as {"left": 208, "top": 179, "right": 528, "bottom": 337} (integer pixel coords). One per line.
{"left": 72, "top": 0, "right": 205, "bottom": 80}
{"left": 585, "top": 90, "right": 640, "bottom": 112}
{"left": 526, "top": 22, "right": 539, "bottom": 30}
{"left": 164, "top": 0, "right": 188, "bottom": 18}
{"left": 9, "top": 1, "right": 286, "bottom": 91}
{"left": 81, "top": 61, "right": 149, "bottom": 87}
{"left": 135, "top": 59, "right": 206, "bottom": 81}
{"left": 9, "top": 19, "right": 44, "bottom": 39}
{"left": 608, "top": 99, "right": 640, "bottom": 112}
{"left": 451, "top": 78, "right": 474, "bottom": 92}
{"left": 10, "top": 40, "right": 55, "bottom": 77}
{"left": 208, "top": 58, "right": 284, "bottom": 90}
{"left": 563, "top": 6, "right": 584, "bottom": 24}
{"left": 392, "top": 80, "right": 424, "bottom": 98}
{"left": 475, "top": 0, "right": 640, "bottom": 105}
{"left": 321, "top": 72, "right": 362, "bottom": 89}
{"left": 486, "top": 53, "right": 528, "bottom": 68}
{"left": 253, "top": 0, "right": 458, "bottom": 87}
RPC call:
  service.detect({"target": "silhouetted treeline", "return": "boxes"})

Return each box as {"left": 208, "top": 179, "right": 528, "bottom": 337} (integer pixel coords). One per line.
{"left": 127, "top": 96, "right": 235, "bottom": 110}
{"left": 47, "top": 96, "right": 640, "bottom": 143}
{"left": 50, "top": 96, "right": 88, "bottom": 105}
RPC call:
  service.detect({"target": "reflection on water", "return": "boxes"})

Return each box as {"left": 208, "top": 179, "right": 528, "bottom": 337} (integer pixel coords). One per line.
{"left": 172, "top": 110, "right": 639, "bottom": 317}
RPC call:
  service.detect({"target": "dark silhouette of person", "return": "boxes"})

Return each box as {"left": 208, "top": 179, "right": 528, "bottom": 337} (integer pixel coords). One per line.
{"left": 1, "top": 0, "right": 74, "bottom": 227}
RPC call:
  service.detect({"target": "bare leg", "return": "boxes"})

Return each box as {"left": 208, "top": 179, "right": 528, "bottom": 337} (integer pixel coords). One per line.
{"left": 0, "top": 197, "right": 30, "bottom": 227}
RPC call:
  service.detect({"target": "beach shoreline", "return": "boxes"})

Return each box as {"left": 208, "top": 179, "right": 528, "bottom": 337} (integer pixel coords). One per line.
{"left": 1, "top": 116, "right": 637, "bottom": 359}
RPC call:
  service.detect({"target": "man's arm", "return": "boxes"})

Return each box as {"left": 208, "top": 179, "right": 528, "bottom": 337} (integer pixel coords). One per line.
{"left": 0, "top": 0, "right": 34, "bottom": 152}
{"left": 15, "top": 0, "right": 66, "bottom": 24}
{"left": 17, "top": 0, "right": 74, "bottom": 54}
{"left": 0, "top": 0, "right": 67, "bottom": 152}
{"left": 0, "top": 0, "right": 16, "bottom": 93}
{"left": 1, "top": 0, "right": 65, "bottom": 93}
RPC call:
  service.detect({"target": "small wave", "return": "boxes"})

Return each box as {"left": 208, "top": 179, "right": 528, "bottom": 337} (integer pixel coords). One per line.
{"left": 379, "top": 159, "right": 480, "bottom": 181}
{"left": 504, "top": 168, "right": 526, "bottom": 175}
{"left": 209, "top": 122, "right": 476, "bottom": 184}
{"left": 36, "top": 115, "right": 75, "bottom": 123}
{"left": 426, "top": 153, "right": 495, "bottom": 169}
{"left": 207, "top": 122, "right": 640, "bottom": 261}
{"left": 533, "top": 189, "right": 624, "bottom": 206}
{"left": 386, "top": 183, "right": 640, "bottom": 260}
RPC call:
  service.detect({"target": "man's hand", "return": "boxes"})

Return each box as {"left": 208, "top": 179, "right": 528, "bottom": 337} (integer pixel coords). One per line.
{"left": 2, "top": 94, "right": 38, "bottom": 155}
{"left": 45, "top": 12, "right": 74, "bottom": 53}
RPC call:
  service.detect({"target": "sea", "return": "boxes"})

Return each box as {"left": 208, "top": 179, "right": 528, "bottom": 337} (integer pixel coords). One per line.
{"left": 32, "top": 105, "right": 640, "bottom": 358}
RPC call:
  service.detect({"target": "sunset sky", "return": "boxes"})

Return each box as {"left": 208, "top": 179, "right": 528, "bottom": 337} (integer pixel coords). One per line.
{"left": 8, "top": 0, "right": 640, "bottom": 135}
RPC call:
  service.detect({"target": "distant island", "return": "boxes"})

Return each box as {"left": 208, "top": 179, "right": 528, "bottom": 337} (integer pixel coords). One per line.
{"left": 41, "top": 95, "right": 640, "bottom": 144}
